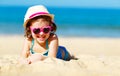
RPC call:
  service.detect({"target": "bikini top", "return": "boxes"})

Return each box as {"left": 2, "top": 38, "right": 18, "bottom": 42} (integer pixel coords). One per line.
{"left": 30, "top": 39, "right": 68, "bottom": 60}
{"left": 30, "top": 39, "right": 49, "bottom": 56}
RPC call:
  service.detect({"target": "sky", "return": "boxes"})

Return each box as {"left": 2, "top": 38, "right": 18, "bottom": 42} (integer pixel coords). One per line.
{"left": 1, "top": 0, "right": 120, "bottom": 8}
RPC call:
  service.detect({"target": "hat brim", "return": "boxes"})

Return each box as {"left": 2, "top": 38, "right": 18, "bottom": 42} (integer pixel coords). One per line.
{"left": 23, "top": 14, "right": 54, "bottom": 28}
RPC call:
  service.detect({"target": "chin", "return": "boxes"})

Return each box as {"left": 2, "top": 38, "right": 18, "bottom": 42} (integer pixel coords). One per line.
{"left": 38, "top": 40, "right": 45, "bottom": 44}
{"left": 37, "top": 38, "right": 46, "bottom": 44}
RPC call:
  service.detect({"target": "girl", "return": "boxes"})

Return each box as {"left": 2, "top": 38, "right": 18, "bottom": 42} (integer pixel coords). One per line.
{"left": 19, "top": 5, "right": 72, "bottom": 64}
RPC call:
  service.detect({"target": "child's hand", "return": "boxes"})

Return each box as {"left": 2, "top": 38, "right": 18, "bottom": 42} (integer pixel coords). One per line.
{"left": 18, "top": 57, "right": 31, "bottom": 64}
{"left": 28, "top": 53, "right": 45, "bottom": 63}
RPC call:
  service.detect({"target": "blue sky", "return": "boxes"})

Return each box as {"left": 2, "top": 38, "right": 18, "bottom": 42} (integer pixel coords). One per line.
{"left": 1, "top": 0, "right": 120, "bottom": 8}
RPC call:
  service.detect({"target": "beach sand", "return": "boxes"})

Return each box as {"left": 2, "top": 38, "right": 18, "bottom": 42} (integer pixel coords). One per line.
{"left": 0, "top": 35, "right": 120, "bottom": 76}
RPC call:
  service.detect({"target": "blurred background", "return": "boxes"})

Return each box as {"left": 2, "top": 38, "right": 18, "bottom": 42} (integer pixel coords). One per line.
{"left": 0, "top": 0, "right": 120, "bottom": 37}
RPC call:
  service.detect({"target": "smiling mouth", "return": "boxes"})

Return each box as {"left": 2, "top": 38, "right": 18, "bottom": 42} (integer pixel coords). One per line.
{"left": 36, "top": 35, "right": 46, "bottom": 41}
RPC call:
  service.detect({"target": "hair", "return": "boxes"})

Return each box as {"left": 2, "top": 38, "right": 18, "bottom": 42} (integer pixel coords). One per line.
{"left": 24, "top": 15, "right": 57, "bottom": 40}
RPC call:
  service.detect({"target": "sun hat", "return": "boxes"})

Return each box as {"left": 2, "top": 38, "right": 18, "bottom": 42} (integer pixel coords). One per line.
{"left": 24, "top": 5, "right": 54, "bottom": 28}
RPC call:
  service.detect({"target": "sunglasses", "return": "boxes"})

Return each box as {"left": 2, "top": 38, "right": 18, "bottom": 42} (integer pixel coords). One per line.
{"left": 30, "top": 26, "right": 51, "bottom": 34}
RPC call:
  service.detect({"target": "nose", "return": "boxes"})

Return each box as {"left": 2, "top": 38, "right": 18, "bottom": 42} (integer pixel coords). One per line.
{"left": 39, "top": 31, "right": 44, "bottom": 35}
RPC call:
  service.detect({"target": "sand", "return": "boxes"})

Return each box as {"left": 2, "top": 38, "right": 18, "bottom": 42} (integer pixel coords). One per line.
{"left": 0, "top": 35, "right": 120, "bottom": 76}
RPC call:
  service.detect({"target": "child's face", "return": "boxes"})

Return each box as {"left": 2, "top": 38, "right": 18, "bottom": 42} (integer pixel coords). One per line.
{"left": 30, "top": 18, "right": 51, "bottom": 44}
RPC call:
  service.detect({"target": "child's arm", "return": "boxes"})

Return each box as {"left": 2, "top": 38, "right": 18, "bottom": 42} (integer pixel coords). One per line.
{"left": 27, "top": 53, "right": 47, "bottom": 62}
{"left": 21, "top": 38, "right": 31, "bottom": 58}
{"left": 48, "top": 34, "right": 59, "bottom": 58}
{"left": 19, "top": 38, "right": 31, "bottom": 64}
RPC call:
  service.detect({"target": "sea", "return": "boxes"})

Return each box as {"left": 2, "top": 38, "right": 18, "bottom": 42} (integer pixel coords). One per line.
{"left": 0, "top": 6, "right": 120, "bottom": 37}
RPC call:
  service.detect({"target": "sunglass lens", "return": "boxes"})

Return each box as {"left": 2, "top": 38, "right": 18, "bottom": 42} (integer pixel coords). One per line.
{"left": 33, "top": 28, "right": 40, "bottom": 34}
{"left": 43, "top": 28, "right": 50, "bottom": 33}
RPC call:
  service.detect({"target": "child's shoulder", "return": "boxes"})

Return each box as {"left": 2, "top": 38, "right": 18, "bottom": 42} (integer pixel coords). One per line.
{"left": 24, "top": 37, "right": 32, "bottom": 44}
{"left": 48, "top": 33, "right": 58, "bottom": 41}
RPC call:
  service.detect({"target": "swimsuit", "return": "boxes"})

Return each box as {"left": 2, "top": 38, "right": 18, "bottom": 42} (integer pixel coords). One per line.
{"left": 30, "top": 39, "right": 69, "bottom": 60}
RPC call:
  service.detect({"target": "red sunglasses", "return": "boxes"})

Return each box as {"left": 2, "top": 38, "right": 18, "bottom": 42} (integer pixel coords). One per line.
{"left": 30, "top": 26, "right": 52, "bottom": 34}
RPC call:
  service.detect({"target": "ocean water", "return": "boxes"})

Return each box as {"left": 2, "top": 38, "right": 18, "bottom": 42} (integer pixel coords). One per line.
{"left": 0, "top": 6, "right": 120, "bottom": 37}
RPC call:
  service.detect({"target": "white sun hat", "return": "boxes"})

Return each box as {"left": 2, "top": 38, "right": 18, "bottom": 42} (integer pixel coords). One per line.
{"left": 24, "top": 5, "right": 54, "bottom": 28}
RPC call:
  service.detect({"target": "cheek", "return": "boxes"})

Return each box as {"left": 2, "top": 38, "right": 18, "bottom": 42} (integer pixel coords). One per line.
{"left": 31, "top": 32, "right": 36, "bottom": 39}
{"left": 45, "top": 33, "right": 50, "bottom": 39}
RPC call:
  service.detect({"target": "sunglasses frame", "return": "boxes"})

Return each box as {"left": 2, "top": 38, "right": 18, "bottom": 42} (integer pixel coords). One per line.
{"left": 30, "top": 26, "right": 52, "bottom": 34}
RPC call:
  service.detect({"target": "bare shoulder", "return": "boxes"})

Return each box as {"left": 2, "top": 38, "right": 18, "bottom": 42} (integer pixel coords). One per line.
{"left": 48, "top": 33, "right": 58, "bottom": 41}
{"left": 24, "top": 37, "right": 32, "bottom": 47}
{"left": 48, "top": 34, "right": 58, "bottom": 46}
